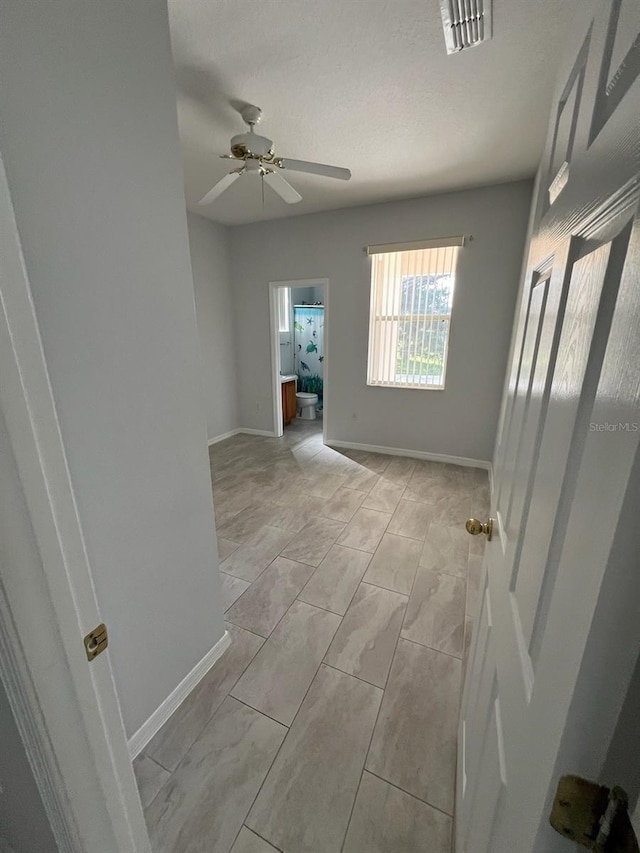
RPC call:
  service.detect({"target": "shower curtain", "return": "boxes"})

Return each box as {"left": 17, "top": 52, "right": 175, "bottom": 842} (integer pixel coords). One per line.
{"left": 294, "top": 305, "right": 324, "bottom": 400}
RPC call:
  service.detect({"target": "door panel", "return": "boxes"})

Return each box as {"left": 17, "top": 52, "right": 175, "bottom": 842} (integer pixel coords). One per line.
{"left": 503, "top": 268, "right": 556, "bottom": 540}
{"left": 457, "top": 1, "right": 640, "bottom": 850}
{"left": 462, "top": 582, "right": 495, "bottom": 814}
{"left": 514, "top": 236, "right": 620, "bottom": 646}
{"left": 495, "top": 275, "right": 548, "bottom": 521}
{"left": 464, "top": 694, "right": 506, "bottom": 852}
{"left": 460, "top": 203, "right": 640, "bottom": 853}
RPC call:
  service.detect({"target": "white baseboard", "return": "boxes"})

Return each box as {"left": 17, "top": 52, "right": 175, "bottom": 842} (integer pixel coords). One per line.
{"left": 326, "top": 439, "right": 491, "bottom": 471}
{"left": 128, "top": 630, "right": 231, "bottom": 759}
{"left": 208, "top": 429, "right": 240, "bottom": 446}
{"left": 208, "top": 428, "right": 275, "bottom": 446}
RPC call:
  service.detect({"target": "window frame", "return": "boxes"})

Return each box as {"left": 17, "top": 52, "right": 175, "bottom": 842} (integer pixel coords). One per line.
{"left": 366, "top": 239, "right": 463, "bottom": 391}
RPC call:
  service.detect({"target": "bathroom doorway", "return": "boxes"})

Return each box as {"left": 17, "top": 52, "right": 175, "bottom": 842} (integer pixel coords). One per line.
{"left": 269, "top": 278, "right": 328, "bottom": 442}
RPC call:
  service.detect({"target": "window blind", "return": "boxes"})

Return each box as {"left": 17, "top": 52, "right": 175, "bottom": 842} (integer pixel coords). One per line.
{"left": 366, "top": 244, "right": 460, "bottom": 390}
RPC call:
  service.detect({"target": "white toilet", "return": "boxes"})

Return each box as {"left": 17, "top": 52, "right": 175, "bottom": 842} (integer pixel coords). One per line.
{"left": 296, "top": 392, "right": 318, "bottom": 420}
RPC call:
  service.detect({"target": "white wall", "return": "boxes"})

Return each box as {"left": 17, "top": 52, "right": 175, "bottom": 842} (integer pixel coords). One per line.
{"left": 0, "top": 677, "right": 57, "bottom": 852}
{"left": 291, "top": 286, "right": 323, "bottom": 305}
{"left": 188, "top": 212, "right": 238, "bottom": 441}
{"left": 0, "top": 0, "right": 225, "bottom": 737}
{"left": 229, "top": 181, "right": 532, "bottom": 461}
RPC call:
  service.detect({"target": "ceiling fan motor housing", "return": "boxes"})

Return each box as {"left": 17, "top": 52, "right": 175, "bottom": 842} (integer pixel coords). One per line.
{"left": 230, "top": 132, "right": 273, "bottom": 159}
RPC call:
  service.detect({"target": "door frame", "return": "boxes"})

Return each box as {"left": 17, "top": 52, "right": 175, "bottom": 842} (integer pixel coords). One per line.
{"left": 0, "top": 153, "right": 150, "bottom": 851}
{"left": 268, "top": 278, "right": 329, "bottom": 442}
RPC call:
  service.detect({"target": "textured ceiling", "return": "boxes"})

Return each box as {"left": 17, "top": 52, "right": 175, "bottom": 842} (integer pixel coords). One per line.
{"left": 167, "top": 0, "right": 576, "bottom": 226}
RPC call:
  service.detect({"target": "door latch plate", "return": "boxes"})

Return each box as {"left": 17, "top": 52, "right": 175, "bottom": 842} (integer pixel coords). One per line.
{"left": 84, "top": 623, "right": 108, "bottom": 661}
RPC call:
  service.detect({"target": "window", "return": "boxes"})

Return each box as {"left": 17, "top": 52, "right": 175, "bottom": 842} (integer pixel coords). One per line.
{"left": 366, "top": 238, "right": 462, "bottom": 390}
{"left": 277, "top": 287, "right": 291, "bottom": 333}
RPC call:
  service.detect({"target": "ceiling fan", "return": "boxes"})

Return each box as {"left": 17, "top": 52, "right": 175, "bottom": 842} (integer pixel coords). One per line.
{"left": 198, "top": 105, "right": 351, "bottom": 206}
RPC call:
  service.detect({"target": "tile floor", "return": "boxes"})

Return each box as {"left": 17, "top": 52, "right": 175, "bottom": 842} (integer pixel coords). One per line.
{"left": 135, "top": 418, "right": 489, "bottom": 852}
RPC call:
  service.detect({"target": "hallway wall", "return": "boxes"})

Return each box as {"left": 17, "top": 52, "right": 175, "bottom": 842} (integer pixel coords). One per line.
{"left": 188, "top": 212, "right": 239, "bottom": 441}
{"left": 0, "top": 0, "right": 225, "bottom": 738}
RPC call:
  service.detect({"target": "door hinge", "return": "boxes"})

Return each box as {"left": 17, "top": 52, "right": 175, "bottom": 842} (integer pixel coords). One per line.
{"left": 83, "top": 623, "right": 108, "bottom": 661}
{"left": 550, "top": 775, "right": 639, "bottom": 852}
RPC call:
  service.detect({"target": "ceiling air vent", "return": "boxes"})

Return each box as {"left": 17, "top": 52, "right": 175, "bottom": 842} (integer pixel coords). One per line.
{"left": 439, "top": 0, "right": 492, "bottom": 54}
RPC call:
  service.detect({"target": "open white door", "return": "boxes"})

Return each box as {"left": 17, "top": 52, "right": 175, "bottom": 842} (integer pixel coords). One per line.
{"left": 0, "top": 153, "right": 151, "bottom": 851}
{"left": 458, "top": 2, "right": 640, "bottom": 851}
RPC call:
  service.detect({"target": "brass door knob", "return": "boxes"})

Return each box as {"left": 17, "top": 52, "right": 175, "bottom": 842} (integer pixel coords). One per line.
{"left": 466, "top": 517, "right": 493, "bottom": 541}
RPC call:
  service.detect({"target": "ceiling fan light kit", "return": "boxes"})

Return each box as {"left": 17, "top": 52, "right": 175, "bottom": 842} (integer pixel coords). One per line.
{"left": 198, "top": 105, "right": 352, "bottom": 207}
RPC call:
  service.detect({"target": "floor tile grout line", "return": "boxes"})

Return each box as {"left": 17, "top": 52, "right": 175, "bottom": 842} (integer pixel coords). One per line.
{"left": 229, "top": 592, "right": 345, "bottom": 729}
{"left": 145, "top": 624, "right": 267, "bottom": 789}
{"left": 138, "top": 641, "right": 272, "bottom": 816}
{"left": 140, "top": 751, "right": 172, "bottom": 774}
{"left": 358, "top": 580, "right": 409, "bottom": 601}
{"left": 224, "top": 622, "right": 269, "bottom": 644}
{"left": 398, "top": 634, "right": 464, "bottom": 662}
{"left": 227, "top": 694, "right": 291, "bottom": 731}
{"left": 322, "top": 661, "right": 387, "bottom": 691}
{"left": 225, "top": 560, "right": 322, "bottom": 640}
{"left": 336, "top": 509, "right": 393, "bottom": 554}
{"left": 223, "top": 539, "right": 322, "bottom": 599}
{"left": 352, "top": 525, "right": 428, "bottom": 821}
{"left": 233, "top": 655, "right": 340, "bottom": 851}
{"left": 351, "top": 483, "right": 466, "bottom": 833}
{"left": 357, "top": 574, "right": 416, "bottom": 597}
{"left": 297, "top": 551, "right": 373, "bottom": 621}
{"left": 227, "top": 566, "right": 348, "bottom": 769}
{"left": 364, "top": 768, "right": 455, "bottom": 819}
{"left": 399, "top": 551, "right": 467, "bottom": 653}
{"left": 224, "top": 613, "right": 270, "bottom": 639}
{"left": 225, "top": 495, "right": 375, "bottom": 641}
{"left": 295, "top": 593, "right": 348, "bottom": 618}
{"left": 341, "top": 575, "right": 409, "bottom": 853}
{"left": 242, "top": 825, "right": 286, "bottom": 853}
{"left": 140, "top": 765, "right": 172, "bottom": 814}
{"left": 230, "top": 595, "right": 343, "bottom": 703}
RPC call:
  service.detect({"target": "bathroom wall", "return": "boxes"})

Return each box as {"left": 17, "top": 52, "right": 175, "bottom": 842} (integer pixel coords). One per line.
{"left": 0, "top": 0, "right": 225, "bottom": 738}
{"left": 187, "top": 212, "right": 239, "bottom": 441}
{"left": 291, "top": 286, "right": 323, "bottom": 305}
{"left": 229, "top": 180, "right": 532, "bottom": 461}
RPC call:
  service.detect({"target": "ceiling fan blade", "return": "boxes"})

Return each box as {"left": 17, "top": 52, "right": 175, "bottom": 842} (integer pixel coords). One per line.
{"left": 263, "top": 170, "right": 302, "bottom": 204}
{"left": 197, "top": 170, "right": 242, "bottom": 205}
{"left": 275, "top": 158, "right": 351, "bottom": 181}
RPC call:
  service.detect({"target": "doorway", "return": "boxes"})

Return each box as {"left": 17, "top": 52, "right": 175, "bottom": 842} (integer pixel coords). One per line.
{"left": 269, "top": 278, "right": 329, "bottom": 443}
